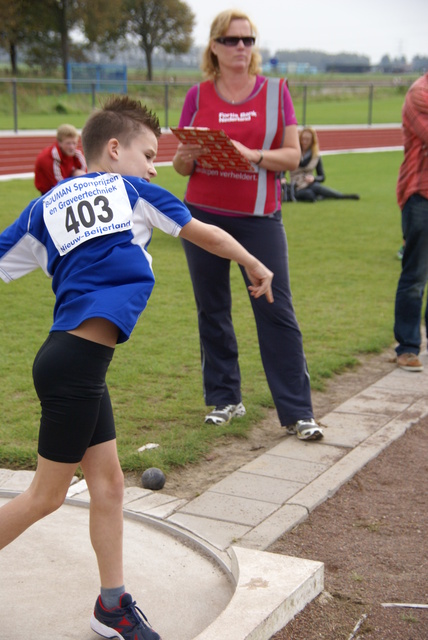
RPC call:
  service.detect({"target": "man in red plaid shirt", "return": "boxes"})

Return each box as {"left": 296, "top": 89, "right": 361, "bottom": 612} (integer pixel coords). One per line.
{"left": 394, "top": 72, "right": 428, "bottom": 371}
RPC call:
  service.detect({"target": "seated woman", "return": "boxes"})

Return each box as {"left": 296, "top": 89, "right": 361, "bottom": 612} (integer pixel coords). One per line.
{"left": 284, "top": 127, "right": 360, "bottom": 202}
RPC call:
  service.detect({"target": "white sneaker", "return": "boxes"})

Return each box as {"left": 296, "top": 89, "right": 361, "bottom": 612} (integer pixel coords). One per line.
{"left": 286, "top": 419, "right": 323, "bottom": 441}
{"left": 204, "top": 403, "right": 246, "bottom": 425}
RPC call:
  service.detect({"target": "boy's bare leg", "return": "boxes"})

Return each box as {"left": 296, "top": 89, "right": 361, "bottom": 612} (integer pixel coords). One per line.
{"left": 81, "top": 439, "right": 125, "bottom": 588}
{"left": 0, "top": 455, "right": 78, "bottom": 550}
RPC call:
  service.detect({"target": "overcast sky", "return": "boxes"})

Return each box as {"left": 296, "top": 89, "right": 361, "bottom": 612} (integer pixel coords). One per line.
{"left": 184, "top": 0, "right": 428, "bottom": 65}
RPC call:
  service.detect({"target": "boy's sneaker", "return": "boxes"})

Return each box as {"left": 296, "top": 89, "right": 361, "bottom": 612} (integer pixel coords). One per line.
{"left": 285, "top": 419, "right": 323, "bottom": 441}
{"left": 91, "top": 593, "right": 161, "bottom": 640}
{"left": 396, "top": 352, "right": 423, "bottom": 372}
{"left": 204, "top": 402, "right": 246, "bottom": 425}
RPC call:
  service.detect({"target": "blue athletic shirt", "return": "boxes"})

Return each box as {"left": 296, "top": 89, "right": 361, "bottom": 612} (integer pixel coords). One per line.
{"left": 0, "top": 172, "right": 192, "bottom": 343}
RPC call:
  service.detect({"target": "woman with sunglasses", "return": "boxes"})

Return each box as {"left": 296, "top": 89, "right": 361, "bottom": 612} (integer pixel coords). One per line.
{"left": 172, "top": 9, "right": 323, "bottom": 441}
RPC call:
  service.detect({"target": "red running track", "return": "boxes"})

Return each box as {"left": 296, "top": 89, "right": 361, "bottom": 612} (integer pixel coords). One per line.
{"left": 0, "top": 127, "right": 403, "bottom": 177}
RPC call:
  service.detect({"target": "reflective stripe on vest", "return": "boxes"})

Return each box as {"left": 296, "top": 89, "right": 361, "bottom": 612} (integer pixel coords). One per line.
{"left": 254, "top": 78, "right": 282, "bottom": 215}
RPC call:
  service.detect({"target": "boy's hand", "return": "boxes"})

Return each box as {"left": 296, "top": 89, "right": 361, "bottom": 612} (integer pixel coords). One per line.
{"left": 179, "top": 219, "right": 274, "bottom": 303}
{"left": 245, "top": 262, "right": 274, "bottom": 303}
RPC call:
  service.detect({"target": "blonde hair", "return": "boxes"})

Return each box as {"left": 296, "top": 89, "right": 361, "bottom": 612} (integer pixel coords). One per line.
{"left": 56, "top": 124, "right": 79, "bottom": 142}
{"left": 201, "top": 9, "right": 262, "bottom": 80}
{"left": 300, "top": 127, "right": 320, "bottom": 157}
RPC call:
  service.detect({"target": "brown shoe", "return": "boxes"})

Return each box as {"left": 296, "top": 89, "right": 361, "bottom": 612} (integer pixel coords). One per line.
{"left": 396, "top": 352, "right": 423, "bottom": 371}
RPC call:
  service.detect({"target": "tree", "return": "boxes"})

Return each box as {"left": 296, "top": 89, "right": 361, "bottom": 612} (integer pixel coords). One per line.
{"left": 0, "top": 0, "right": 39, "bottom": 74}
{"left": 0, "top": 0, "right": 193, "bottom": 80}
{"left": 0, "top": 0, "right": 125, "bottom": 78}
{"left": 32, "top": 0, "right": 125, "bottom": 79}
{"left": 412, "top": 55, "right": 428, "bottom": 72}
{"left": 78, "top": 0, "right": 125, "bottom": 47}
{"left": 123, "top": 0, "right": 195, "bottom": 80}
{"left": 24, "top": 0, "right": 75, "bottom": 79}
{"left": 380, "top": 54, "right": 391, "bottom": 69}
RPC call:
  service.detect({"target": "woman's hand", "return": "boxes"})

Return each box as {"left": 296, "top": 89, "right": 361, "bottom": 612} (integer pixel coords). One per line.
{"left": 231, "top": 139, "right": 261, "bottom": 164}
{"left": 305, "top": 175, "right": 315, "bottom": 184}
{"left": 172, "top": 142, "right": 207, "bottom": 176}
{"left": 175, "top": 142, "right": 206, "bottom": 163}
{"left": 231, "top": 124, "right": 301, "bottom": 171}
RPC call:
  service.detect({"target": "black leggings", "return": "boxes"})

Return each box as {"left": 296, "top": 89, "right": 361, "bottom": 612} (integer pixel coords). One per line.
{"left": 32, "top": 332, "right": 115, "bottom": 463}
{"left": 295, "top": 183, "right": 349, "bottom": 202}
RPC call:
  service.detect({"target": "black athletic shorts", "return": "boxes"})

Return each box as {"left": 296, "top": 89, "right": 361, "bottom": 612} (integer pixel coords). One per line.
{"left": 32, "top": 332, "right": 116, "bottom": 463}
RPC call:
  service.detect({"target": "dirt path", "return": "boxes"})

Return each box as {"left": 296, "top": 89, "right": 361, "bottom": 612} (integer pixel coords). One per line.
{"left": 160, "top": 349, "right": 397, "bottom": 501}
{"left": 269, "top": 412, "right": 428, "bottom": 640}
{"left": 125, "top": 346, "right": 427, "bottom": 637}
{"left": 160, "top": 347, "right": 428, "bottom": 639}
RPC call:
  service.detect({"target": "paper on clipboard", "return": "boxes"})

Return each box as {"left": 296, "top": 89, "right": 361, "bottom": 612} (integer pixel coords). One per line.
{"left": 170, "top": 126, "right": 256, "bottom": 173}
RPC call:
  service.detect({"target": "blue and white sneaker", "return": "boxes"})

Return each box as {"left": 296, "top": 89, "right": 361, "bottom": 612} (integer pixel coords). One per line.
{"left": 91, "top": 593, "right": 161, "bottom": 640}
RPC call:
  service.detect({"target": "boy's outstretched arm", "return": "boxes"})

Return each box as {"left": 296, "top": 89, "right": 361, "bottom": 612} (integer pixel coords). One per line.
{"left": 179, "top": 218, "right": 274, "bottom": 303}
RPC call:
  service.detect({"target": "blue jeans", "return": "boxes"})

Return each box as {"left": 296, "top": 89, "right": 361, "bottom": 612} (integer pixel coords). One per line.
{"left": 394, "top": 194, "right": 428, "bottom": 355}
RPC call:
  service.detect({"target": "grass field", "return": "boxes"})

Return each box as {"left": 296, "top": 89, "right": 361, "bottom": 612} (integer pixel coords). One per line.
{"left": 0, "top": 92, "right": 406, "bottom": 130}
{"left": 0, "top": 73, "right": 414, "bottom": 130}
{"left": 0, "top": 151, "right": 405, "bottom": 474}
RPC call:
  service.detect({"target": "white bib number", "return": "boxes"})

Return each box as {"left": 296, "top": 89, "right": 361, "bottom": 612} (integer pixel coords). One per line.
{"left": 43, "top": 174, "right": 133, "bottom": 256}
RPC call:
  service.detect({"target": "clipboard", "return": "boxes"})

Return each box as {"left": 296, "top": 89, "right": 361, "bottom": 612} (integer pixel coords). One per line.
{"left": 170, "top": 126, "right": 256, "bottom": 173}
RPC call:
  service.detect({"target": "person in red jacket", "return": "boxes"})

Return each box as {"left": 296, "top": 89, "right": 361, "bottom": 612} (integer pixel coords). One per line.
{"left": 394, "top": 72, "right": 428, "bottom": 372}
{"left": 34, "top": 123, "right": 87, "bottom": 194}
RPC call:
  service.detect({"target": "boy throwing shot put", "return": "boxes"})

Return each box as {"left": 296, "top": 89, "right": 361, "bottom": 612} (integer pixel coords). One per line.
{"left": 0, "top": 96, "right": 273, "bottom": 639}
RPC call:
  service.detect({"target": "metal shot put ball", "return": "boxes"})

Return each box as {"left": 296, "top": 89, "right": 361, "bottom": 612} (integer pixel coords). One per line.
{"left": 141, "top": 467, "right": 166, "bottom": 490}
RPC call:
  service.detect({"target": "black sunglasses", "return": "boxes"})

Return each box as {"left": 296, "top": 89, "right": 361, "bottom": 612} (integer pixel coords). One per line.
{"left": 215, "top": 36, "right": 256, "bottom": 47}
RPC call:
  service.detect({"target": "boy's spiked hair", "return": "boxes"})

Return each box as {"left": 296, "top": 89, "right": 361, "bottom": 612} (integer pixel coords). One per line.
{"left": 82, "top": 96, "right": 161, "bottom": 164}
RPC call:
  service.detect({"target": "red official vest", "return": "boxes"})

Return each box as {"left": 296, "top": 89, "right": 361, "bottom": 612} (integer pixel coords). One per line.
{"left": 185, "top": 78, "right": 285, "bottom": 216}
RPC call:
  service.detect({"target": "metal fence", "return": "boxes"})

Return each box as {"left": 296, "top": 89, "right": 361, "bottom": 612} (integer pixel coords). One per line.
{"left": 0, "top": 77, "right": 413, "bottom": 132}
